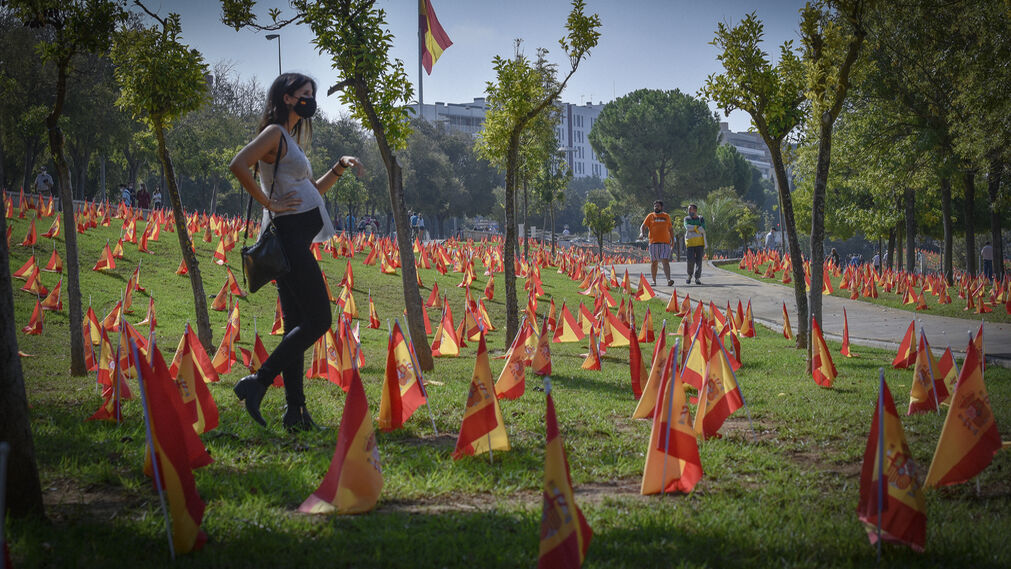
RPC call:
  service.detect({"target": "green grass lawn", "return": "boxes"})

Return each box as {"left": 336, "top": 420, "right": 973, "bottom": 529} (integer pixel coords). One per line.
{"left": 5, "top": 211, "right": 1011, "bottom": 568}
{"left": 716, "top": 260, "right": 1011, "bottom": 325}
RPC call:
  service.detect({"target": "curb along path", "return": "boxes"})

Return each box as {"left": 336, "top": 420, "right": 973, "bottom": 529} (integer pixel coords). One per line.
{"left": 614, "top": 260, "right": 1011, "bottom": 367}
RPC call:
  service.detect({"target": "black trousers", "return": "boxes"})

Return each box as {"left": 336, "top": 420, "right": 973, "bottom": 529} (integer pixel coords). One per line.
{"left": 256, "top": 210, "right": 331, "bottom": 408}
{"left": 686, "top": 245, "right": 704, "bottom": 279}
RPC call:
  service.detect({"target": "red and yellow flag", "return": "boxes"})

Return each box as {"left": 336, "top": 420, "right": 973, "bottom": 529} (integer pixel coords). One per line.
{"left": 632, "top": 321, "right": 668, "bottom": 418}
{"left": 840, "top": 306, "right": 857, "bottom": 357}
{"left": 634, "top": 273, "right": 655, "bottom": 301}
{"left": 531, "top": 314, "right": 552, "bottom": 376}
{"left": 495, "top": 320, "right": 533, "bottom": 400}
{"left": 136, "top": 341, "right": 209, "bottom": 553}
{"left": 693, "top": 330, "right": 745, "bottom": 439}
{"left": 552, "top": 301, "right": 585, "bottom": 343}
{"left": 811, "top": 317, "right": 837, "bottom": 388}
{"left": 857, "top": 373, "right": 926, "bottom": 552}
{"left": 924, "top": 342, "right": 1002, "bottom": 488}
{"left": 172, "top": 329, "right": 220, "bottom": 435}
{"left": 453, "top": 331, "right": 510, "bottom": 459}
{"left": 628, "top": 320, "right": 648, "bottom": 400}
{"left": 379, "top": 321, "right": 427, "bottom": 432}
{"left": 907, "top": 332, "right": 949, "bottom": 415}
{"left": 782, "top": 301, "right": 793, "bottom": 340}
{"left": 299, "top": 362, "right": 383, "bottom": 514}
{"left": 892, "top": 321, "right": 917, "bottom": 369}
{"left": 538, "top": 380, "right": 593, "bottom": 568}
{"left": 641, "top": 344, "right": 702, "bottom": 495}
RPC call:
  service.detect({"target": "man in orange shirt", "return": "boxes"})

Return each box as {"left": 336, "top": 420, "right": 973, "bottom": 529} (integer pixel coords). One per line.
{"left": 639, "top": 200, "right": 675, "bottom": 287}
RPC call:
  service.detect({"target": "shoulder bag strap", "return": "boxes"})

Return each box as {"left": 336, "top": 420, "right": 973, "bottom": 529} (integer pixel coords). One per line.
{"left": 242, "top": 132, "right": 286, "bottom": 242}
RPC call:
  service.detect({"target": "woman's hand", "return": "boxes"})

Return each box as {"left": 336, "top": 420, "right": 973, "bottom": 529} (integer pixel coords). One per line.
{"left": 267, "top": 190, "right": 302, "bottom": 213}
{"left": 338, "top": 155, "right": 365, "bottom": 178}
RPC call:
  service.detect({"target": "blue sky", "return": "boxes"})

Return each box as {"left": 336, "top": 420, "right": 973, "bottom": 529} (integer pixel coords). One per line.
{"left": 163, "top": 0, "right": 807, "bottom": 132}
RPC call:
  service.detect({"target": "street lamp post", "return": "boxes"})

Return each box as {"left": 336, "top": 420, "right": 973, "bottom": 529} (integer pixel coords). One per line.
{"left": 266, "top": 34, "right": 281, "bottom": 75}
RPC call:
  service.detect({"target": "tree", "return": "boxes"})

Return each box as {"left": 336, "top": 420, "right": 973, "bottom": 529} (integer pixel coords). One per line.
{"left": 702, "top": 11, "right": 810, "bottom": 349}
{"left": 589, "top": 88, "right": 720, "bottom": 208}
{"left": 8, "top": 0, "right": 127, "bottom": 375}
{"left": 0, "top": 213, "right": 44, "bottom": 518}
{"left": 583, "top": 189, "right": 617, "bottom": 257}
{"left": 222, "top": 0, "right": 437, "bottom": 370}
{"left": 534, "top": 149, "right": 571, "bottom": 257}
{"left": 684, "top": 188, "right": 759, "bottom": 253}
{"left": 111, "top": 3, "right": 215, "bottom": 349}
{"left": 475, "top": 0, "right": 600, "bottom": 346}
{"left": 798, "top": 0, "right": 868, "bottom": 358}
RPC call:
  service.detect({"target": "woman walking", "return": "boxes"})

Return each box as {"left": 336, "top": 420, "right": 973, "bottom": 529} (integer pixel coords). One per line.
{"left": 229, "top": 73, "right": 362, "bottom": 430}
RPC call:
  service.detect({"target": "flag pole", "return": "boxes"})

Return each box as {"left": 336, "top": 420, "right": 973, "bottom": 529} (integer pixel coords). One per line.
{"left": 132, "top": 339, "right": 176, "bottom": 561}
{"left": 417, "top": 0, "right": 424, "bottom": 109}
{"left": 921, "top": 328, "right": 940, "bottom": 414}
{"left": 660, "top": 340, "right": 680, "bottom": 497}
{"left": 875, "top": 368, "right": 885, "bottom": 564}
{"left": 114, "top": 307, "right": 124, "bottom": 425}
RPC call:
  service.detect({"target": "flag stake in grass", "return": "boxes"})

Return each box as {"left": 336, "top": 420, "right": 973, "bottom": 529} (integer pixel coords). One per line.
{"left": 660, "top": 340, "right": 680, "bottom": 497}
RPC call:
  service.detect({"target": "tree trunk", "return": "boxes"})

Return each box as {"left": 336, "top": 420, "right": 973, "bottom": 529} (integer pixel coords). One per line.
{"left": 768, "top": 142, "right": 808, "bottom": 349}
{"left": 522, "top": 177, "right": 529, "bottom": 260}
{"left": 46, "top": 61, "right": 87, "bottom": 376}
{"left": 808, "top": 119, "right": 834, "bottom": 363}
{"left": 988, "top": 158, "right": 1004, "bottom": 281}
{"left": 351, "top": 84, "right": 433, "bottom": 370}
{"left": 963, "top": 170, "right": 977, "bottom": 276}
{"left": 904, "top": 186, "right": 915, "bottom": 273}
{"left": 154, "top": 121, "right": 213, "bottom": 351}
{"left": 940, "top": 175, "right": 953, "bottom": 284}
{"left": 550, "top": 201, "right": 556, "bottom": 258}
{"left": 886, "top": 228, "right": 895, "bottom": 271}
{"left": 896, "top": 218, "right": 904, "bottom": 273}
{"left": 502, "top": 132, "right": 521, "bottom": 348}
{"left": 0, "top": 212, "right": 45, "bottom": 518}
{"left": 209, "top": 179, "right": 219, "bottom": 215}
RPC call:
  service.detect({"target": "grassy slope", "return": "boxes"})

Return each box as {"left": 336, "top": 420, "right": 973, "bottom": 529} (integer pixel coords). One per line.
{"left": 716, "top": 260, "right": 1011, "bottom": 325}
{"left": 5, "top": 212, "right": 1011, "bottom": 569}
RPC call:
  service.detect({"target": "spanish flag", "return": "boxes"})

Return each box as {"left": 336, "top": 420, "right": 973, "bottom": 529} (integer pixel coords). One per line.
{"left": 891, "top": 321, "right": 917, "bottom": 369}
{"left": 811, "top": 317, "right": 837, "bottom": 388}
{"left": 299, "top": 359, "right": 383, "bottom": 514}
{"left": 907, "top": 331, "right": 948, "bottom": 415}
{"left": 495, "top": 319, "right": 533, "bottom": 400}
{"left": 135, "top": 341, "right": 209, "bottom": 553}
{"left": 418, "top": 0, "right": 450, "bottom": 74}
{"left": 924, "top": 341, "right": 1002, "bottom": 488}
{"left": 552, "top": 301, "right": 585, "bottom": 343}
{"left": 454, "top": 330, "right": 510, "bottom": 459}
{"left": 857, "top": 371, "right": 926, "bottom": 552}
{"left": 641, "top": 343, "right": 702, "bottom": 495}
{"left": 538, "top": 379, "right": 593, "bottom": 568}
{"left": 379, "top": 321, "right": 427, "bottom": 432}
{"left": 693, "top": 329, "right": 745, "bottom": 439}
{"left": 172, "top": 327, "right": 220, "bottom": 435}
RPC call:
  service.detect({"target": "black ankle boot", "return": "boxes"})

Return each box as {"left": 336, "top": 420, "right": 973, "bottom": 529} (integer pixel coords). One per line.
{"left": 234, "top": 375, "right": 268, "bottom": 427}
{"left": 282, "top": 405, "right": 320, "bottom": 432}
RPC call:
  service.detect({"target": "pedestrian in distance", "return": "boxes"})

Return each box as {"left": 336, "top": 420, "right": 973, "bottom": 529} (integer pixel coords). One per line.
{"left": 34, "top": 166, "right": 53, "bottom": 196}
{"left": 638, "top": 199, "right": 675, "bottom": 287}
{"left": 120, "top": 183, "right": 132, "bottom": 207}
{"left": 136, "top": 183, "right": 151, "bottom": 210}
{"left": 982, "top": 241, "right": 994, "bottom": 280}
{"left": 152, "top": 186, "right": 163, "bottom": 209}
{"left": 683, "top": 203, "right": 707, "bottom": 285}
{"left": 229, "top": 72, "right": 364, "bottom": 431}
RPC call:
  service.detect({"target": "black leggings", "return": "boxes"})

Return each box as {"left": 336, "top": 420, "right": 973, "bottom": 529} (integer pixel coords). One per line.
{"left": 686, "top": 245, "right": 704, "bottom": 279}
{"left": 256, "top": 210, "right": 331, "bottom": 408}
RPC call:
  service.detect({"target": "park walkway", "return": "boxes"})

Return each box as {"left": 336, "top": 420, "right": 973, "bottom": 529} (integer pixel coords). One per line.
{"left": 616, "top": 260, "right": 1011, "bottom": 366}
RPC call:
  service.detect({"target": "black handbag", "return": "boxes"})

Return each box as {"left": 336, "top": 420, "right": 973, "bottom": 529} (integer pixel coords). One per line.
{"left": 241, "top": 136, "right": 290, "bottom": 293}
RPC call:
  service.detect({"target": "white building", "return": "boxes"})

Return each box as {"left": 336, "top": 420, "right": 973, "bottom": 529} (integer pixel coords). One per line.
{"left": 718, "top": 122, "right": 774, "bottom": 180}
{"left": 408, "top": 98, "right": 609, "bottom": 180}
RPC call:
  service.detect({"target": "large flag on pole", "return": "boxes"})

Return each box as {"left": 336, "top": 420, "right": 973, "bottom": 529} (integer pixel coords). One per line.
{"left": 420, "top": 0, "right": 453, "bottom": 74}
{"left": 538, "top": 378, "right": 592, "bottom": 568}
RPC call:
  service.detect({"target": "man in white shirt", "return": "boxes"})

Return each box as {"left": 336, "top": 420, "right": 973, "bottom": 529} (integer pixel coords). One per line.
{"left": 981, "top": 241, "right": 994, "bottom": 280}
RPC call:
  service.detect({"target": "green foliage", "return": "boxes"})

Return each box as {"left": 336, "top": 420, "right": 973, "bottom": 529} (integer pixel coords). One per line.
{"left": 588, "top": 88, "right": 720, "bottom": 206}
{"left": 702, "top": 12, "right": 806, "bottom": 145}
{"left": 683, "top": 187, "right": 759, "bottom": 252}
{"left": 582, "top": 188, "right": 617, "bottom": 253}
{"left": 110, "top": 12, "right": 209, "bottom": 128}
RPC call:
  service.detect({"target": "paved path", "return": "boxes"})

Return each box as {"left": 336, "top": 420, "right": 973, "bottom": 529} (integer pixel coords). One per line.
{"left": 617, "top": 260, "right": 1011, "bottom": 366}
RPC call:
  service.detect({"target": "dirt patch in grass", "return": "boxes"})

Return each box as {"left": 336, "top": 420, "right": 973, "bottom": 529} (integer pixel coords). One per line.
{"left": 42, "top": 477, "right": 148, "bottom": 522}
{"left": 787, "top": 449, "right": 861, "bottom": 480}
{"left": 375, "top": 477, "right": 647, "bottom": 515}
{"left": 719, "top": 416, "right": 780, "bottom": 443}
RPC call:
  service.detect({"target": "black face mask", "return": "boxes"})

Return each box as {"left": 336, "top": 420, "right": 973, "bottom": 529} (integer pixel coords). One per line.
{"left": 293, "top": 96, "right": 317, "bottom": 119}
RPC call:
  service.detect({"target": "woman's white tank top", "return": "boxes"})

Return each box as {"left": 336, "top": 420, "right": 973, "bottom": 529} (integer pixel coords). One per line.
{"left": 257, "top": 128, "right": 335, "bottom": 243}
